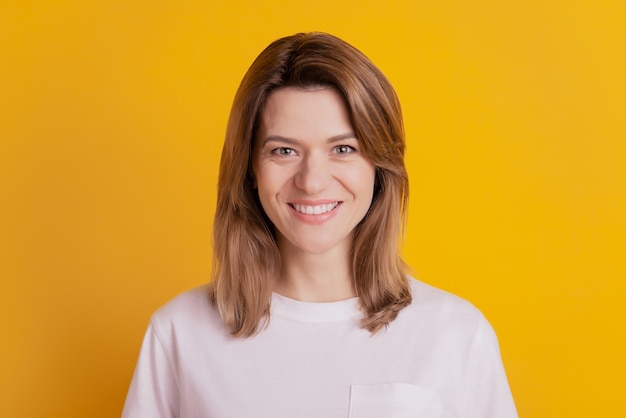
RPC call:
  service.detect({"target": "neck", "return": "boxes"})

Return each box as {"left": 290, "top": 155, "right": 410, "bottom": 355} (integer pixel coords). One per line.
{"left": 275, "top": 240, "right": 355, "bottom": 302}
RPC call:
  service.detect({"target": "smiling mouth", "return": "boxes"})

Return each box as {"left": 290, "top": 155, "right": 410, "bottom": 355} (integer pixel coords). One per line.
{"left": 289, "top": 202, "right": 340, "bottom": 215}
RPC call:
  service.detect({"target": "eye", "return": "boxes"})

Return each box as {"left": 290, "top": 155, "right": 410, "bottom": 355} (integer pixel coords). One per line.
{"left": 272, "top": 147, "right": 296, "bottom": 156}
{"left": 333, "top": 145, "right": 356, "bottom": 154}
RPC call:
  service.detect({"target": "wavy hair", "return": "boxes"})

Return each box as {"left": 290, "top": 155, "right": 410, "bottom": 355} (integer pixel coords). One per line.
{"left": 209, "top": 32, "right": 411, "bottom": 337}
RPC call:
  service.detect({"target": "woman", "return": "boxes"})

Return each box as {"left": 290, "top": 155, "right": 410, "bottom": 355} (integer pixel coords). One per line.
{"left": 122, "top": 32, "right": 517, "bottom": 418}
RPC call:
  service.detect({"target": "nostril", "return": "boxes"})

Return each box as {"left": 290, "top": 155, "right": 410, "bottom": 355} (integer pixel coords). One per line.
{"left": 294, "top": 159, "right": 333, "bottom": 194}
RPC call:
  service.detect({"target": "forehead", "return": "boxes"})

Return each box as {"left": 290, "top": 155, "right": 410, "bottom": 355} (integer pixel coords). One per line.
{"left": 257, "top": 87, "right": 353, "bottom": 140}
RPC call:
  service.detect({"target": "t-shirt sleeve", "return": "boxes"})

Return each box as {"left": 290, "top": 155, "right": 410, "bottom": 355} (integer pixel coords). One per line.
{"left": 466, "top": 317, "right": 518, "bottom": 418}
{"left": 122, "top": 320, "right": 179, "bottom": 418}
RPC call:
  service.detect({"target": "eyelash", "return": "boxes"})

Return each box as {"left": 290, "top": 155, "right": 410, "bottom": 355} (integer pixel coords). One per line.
{"left": 272, "top": 147, "right": 296, "bottom": 156}
{"left": 270, "top": 145, "right": 357, "bottom": 156}
{"left": 333, "top": 145, "right": 356, "bottom": 154}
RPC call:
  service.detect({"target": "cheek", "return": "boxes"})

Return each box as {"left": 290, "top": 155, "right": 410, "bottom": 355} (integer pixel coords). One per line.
{"left": 351, "top": 165, "right": 376, "bottom": 194}
{"left": 255, "top": 167, "right": 275, "bottom": 192}
{"left": 256, "top": 162, "right": 300, "bottom": 191}
{"left": 339, "top": 166, "right": 376, "bottom": 213}
{"left": 254, "top": 166, "right": 290, "bottom": 211}
{"left": 363, "top": 168, "right": 377, "bottom": 208}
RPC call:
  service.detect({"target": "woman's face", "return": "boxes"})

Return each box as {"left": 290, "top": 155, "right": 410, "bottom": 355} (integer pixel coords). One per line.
{"left": 253, "top": 87, "right": 376, "bottom": 257}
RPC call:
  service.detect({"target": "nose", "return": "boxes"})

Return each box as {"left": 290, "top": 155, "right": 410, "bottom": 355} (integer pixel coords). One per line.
{"left": 294, "top": 153, "right": 332, "bottom": 195}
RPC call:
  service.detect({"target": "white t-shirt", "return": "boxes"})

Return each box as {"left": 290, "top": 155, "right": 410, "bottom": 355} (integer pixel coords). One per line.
{"left": 122, "top": 278, "right": 517, "bottom": 418}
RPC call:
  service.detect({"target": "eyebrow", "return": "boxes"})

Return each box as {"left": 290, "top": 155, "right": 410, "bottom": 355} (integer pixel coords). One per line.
{"left": 261, "top": 133, "right": 357, "bottom": 148}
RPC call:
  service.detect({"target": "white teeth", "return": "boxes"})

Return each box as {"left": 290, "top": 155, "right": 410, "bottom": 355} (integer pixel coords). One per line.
{"left": 292, "top": 202, "right": 339, "bottom": 215}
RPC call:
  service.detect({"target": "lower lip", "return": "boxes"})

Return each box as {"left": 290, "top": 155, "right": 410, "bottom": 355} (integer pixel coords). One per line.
{"left": 289, "top": 203, "right": 341, "bottom": 225}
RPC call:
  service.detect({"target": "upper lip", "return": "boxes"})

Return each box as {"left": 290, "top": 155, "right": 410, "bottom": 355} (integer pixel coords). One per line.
{"left": 288, "top": 199, "right": 340, "bottom": 205}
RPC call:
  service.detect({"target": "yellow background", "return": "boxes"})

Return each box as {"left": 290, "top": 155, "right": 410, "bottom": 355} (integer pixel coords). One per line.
{"left": 1, "top": 1, "right": 624, "bottom": 416}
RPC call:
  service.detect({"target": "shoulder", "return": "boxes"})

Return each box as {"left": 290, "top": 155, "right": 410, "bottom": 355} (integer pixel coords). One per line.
{"left": 149, "top": 284, "right": 225, "bottom": 338}
{"left": 407, "top": 277, "right": 481, "bottom": 312}
{"left": 382, "top": 277, "right": 504, "bottom": 363}
{"left": 153, "top": 284, "right": 212, "bottom": 318}
{"left": 399, "top": 277, "right": 489, "bottom": 330}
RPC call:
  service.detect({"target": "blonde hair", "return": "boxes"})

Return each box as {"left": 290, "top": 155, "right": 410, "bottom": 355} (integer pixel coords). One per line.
{"left": 210, "top": 32, "right": 411, "bottom": 337}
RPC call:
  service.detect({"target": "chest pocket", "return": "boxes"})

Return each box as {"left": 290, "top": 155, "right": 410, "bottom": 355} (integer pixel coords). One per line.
{"left": 348, "top": 383, "right": 442, "bottom": 418}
